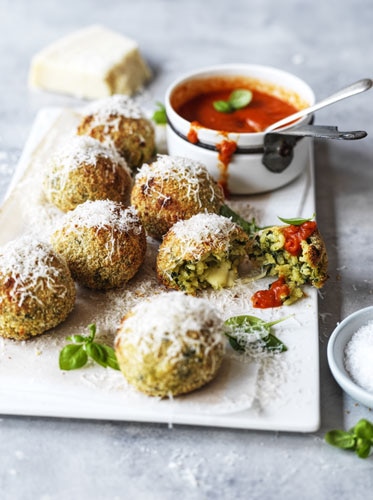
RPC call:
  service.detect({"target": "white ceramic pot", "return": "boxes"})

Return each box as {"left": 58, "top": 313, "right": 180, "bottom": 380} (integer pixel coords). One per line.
{"left": 165, "top": 64, "right": 315, "bottom": 195}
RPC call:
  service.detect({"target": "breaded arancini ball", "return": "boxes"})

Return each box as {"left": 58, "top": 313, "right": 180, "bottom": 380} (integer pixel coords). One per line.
{"left": 115, "top": 292, "right": 226, "bottom": 397}
{"left": 131, "top": 155, "right": 225, "bottom": 239}
{"left": 249, "top": 220, "right": 328, "bottom": 305}
{"left": 43, "top": 135, "right": 132, "bottom": 212}
{"left": 0, "top": 237, "right": 76, "bottom": 340}
{"left": 156, "top": 213, "right": 251, "bottom": 294}
{"left": 51, "top": 200, "right": 146, "bottom": 290}
{"left": 76, "top": 95, "right": 155, "bottom": 171}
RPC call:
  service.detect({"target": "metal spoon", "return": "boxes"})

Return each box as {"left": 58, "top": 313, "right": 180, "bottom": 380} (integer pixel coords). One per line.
{"left": 265, "top": 78, "right": 373, "bottom": 132}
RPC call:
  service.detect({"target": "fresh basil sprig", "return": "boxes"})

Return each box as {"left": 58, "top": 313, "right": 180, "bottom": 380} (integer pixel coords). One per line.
{"left": 224, "top": 314, "right": 290, "bottom": 353}
{"left": 213, "top": 89, "right": 253, "bottom": 113}
{"left": 278, "top": 213, "right": 316, "bottom": 226}
{"left": 152, "top": 102, "right": 167, "bottom": 125}
{"left": 220, "top": 204, "right": 262, "bottom": 235}
{"left": 59, "top": 324, "right": 120, "bottom": 371}
{"left": 325, "top": 419, "right": 373, "bottom": 459}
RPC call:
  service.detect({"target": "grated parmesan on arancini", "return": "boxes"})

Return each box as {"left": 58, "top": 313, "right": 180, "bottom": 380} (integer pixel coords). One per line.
{"left": 135, "top": 155, "right": 221, "bottom": 207}
{"left": 117, "top": 291, "right": 225, "bottom": 359}
{"left": 0, "top": 236, "right": 73, "bottom": 307}
{"left": 55, "top": 199, "right": 142, "bottom": 235}
{"left": 115, "top": 291, "right": 226, "bottom": 397}
{"left": 166, "top": 212, "right": 244, "bottom": 257}
{"left": 46, "top": 135, "right": 130, "bottom": 175}
{"left": 83, "top": 94, "right": 144, "bottom": 122}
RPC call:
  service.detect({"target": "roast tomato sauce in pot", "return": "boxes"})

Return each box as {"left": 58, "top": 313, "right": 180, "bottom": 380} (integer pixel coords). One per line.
{"left": 165, "top": 64, "right": 315, "bottom": 195}
{"left": 174, "top": 81, "right": 300, "bottom": 134}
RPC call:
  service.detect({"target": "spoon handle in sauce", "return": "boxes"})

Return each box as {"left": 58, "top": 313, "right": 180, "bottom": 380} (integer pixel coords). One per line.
{"left": 265, "top": 78, "right": 373, "bottom": 132}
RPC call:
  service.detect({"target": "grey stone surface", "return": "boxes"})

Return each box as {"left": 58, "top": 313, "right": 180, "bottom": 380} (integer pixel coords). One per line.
{"left": 1, "top": 0, "right": 373, "bottom": 498}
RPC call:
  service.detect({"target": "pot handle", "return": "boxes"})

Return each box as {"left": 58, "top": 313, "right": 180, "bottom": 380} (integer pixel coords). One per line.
{"left": 262, "top": 125, "right": 368, "bottom": 173}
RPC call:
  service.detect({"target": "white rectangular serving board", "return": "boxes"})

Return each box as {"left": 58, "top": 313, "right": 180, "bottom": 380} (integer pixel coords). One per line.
{"left": 0, "top": 108, "right": 320, "bottom": 432}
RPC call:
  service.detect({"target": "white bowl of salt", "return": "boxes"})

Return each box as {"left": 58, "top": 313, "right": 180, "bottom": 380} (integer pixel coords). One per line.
{"left": 327, "top": 306, "right": 373, "bottom": 408}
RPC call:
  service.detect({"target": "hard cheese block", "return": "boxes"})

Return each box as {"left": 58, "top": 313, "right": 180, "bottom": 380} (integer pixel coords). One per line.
{"left": 29, "top": 25, "right": 151, "bottom": 99}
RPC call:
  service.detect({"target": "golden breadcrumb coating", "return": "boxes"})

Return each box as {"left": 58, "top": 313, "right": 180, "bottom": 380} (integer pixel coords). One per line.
{"left": 156, "top": 213, "right": 251, "bottom": 294}
{"left": 115, "top": 292, "right": 226, "bottom": 397}
{"left": 131, "top": 155, "right": 225, "bottom": 239}
{"left": 0, "top": 237, "right": 76, "bottom": 340}
{"left": 43, "top": 135, "right": 132, "bottom": 212}
{"left": 77, "top": 95, "right": 155, "bottom": 171}
{"left": 51, "top": 200, "right": 146, "bottom": 290}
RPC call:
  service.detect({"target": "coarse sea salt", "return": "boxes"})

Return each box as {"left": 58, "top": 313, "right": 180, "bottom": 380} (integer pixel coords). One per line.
{"left": 344, "top": 320, "right": 373, "bottom": 393}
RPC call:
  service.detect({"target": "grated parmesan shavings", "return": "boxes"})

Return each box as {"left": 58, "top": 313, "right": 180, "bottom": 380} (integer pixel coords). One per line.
{"left": 166, "top": 212, "right": 242, "bottom": 257}
{"left": 47, "top": 135, "right": 130, "bottom": 175}
{"left": 116, "top": 291, "right": 225, "bottom": 361}
{"left": 83, "top": 94, "right": 144, "bottom": 121}
{"left": 0, "top": 236, "right": 71, "bottom": 307}
{"left": 136, "top": 155, "right": 219, "bottom": 206}
{"left": 55, "top": 199, "right": 142, "bottom": 234}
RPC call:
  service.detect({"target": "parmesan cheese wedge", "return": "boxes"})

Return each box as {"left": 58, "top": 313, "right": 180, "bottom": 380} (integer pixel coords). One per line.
{"left": 28, "top": 25, "right": 151, "bottom": 99}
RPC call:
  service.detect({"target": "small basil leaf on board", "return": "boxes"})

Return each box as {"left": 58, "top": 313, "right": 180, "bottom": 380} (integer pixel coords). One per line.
{"left": 262, "top": 333, "right": 288, "bottom": 352}
{"left": 224, "top": 314, "right": 288, "bottom": 353}
{"left": 213, "top": 100, "right": 233, "bottom": 113}
{"left": 101, "top": 345, "right": 121, "bottom": 371}
{"left": 229, "top": 89, "right": 253, "bottom": 110}
{"left": 278, "top": 214, "right": 316, "bottom": 226}
{"left": 59, "top": 344, "right": 88, "bottom": 371}
{"left": 86, "top": 342, "right": 108, "bottom": 368}
{"left": 225, "top": 315, "right": 269, "bottom": 333}
{"left": 66, "top": 334, "right": 87, "bottom": 343}
{"left": 58, "top": 323, "right": 120, "bottom": 372}
{"left": 225, "top": 333, "right": 245, "bottom": 352}
{"left": 219, "top": 204, "right": 261, "bottom": 235}
{"left": 87, "top": 323, "right": 97, "bottom": 341}
{"left": 152, "top": 102, "right": 167, "bottom": 125}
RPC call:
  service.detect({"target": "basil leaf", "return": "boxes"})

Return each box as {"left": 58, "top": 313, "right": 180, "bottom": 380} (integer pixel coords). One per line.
{"left": 213, "top": 100, "right": 233, "bottom": 113}
{"left": 66, "top": 334, "right": 87, "bottom": 343}
{"left": 152, "top": 102, "right": 167, "bottom": 125}
{"left": 224, "top": 314, "right": 288, "bottom": 353}
{"left": 101, "top": 345, "right": 121, "bottom": 371}
{"left": 325, "top": 430, "right": 356, "bottom": 449}
{"left": 278, "top": 214, "right": 315, "bottom": 226}
{"left": 356, "top": 438, "right": 372, "bottom": 459}
{"left": 262, "top": 333, "right": 288, "bottom": 352}
{"left": 59, "top": 344, "right": 88, "bottom": 371}
{"left": 225, "top": 314, "right": 290, "bottom": 332}
{"left": 225, "top": 315, "right": 270, "bottom": 334}
{"left": 86, "top": 342, "right": 108, "bottom": 368}
{"left": 220, "top": 204, "right": 261, "bottom": 235}
{"left": 87, "top": 323, "right": 96, "bottom": 341}
{"left": 59, "top": 324, "right": 121, "bottom": 372}
{"left": 353, "top": 419, "right": 373, "bottom": 441}
{"left": 225, "top": 333, "right": 245, "bottom": 352}
{"left": 229, "top": 89, "right": 253, "bottom": 110}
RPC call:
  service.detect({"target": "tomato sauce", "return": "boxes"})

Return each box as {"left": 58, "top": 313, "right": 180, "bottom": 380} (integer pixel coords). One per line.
{"left": 187, "top": 122, "right": 199, "bottom": 144}
{"left": 282, "top": 221, "right": 317, "bottom": 257}
{"left": 216, "top": 139, "right": 237, "bottom": 197}
{"left": 252, "top": 276, "right": 290, "bottom": 309}
{"left": 176, "top": 88, "right": 299, "bottom": 133}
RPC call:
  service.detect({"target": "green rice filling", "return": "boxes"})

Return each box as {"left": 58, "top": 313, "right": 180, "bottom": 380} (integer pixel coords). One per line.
{"left": 169, "top": 245, "right": 246, "bottom": 294}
